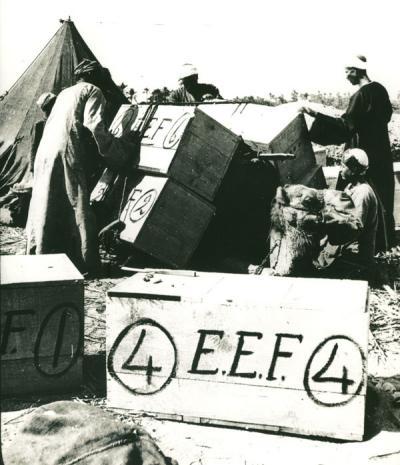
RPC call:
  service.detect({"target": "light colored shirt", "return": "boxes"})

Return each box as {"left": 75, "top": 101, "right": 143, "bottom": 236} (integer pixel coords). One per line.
{"left": 344, "top": 181, "right": 378, "bottom": 261}
{"left": 26, "top": 82, "right": 130, "bottom": 273}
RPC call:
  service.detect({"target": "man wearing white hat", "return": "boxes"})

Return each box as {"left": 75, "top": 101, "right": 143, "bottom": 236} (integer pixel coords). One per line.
{"left": 316, "top": 148, "right": 379, "bottom": 281}
{"left": 168, "top": 63, "right": 222, "bottom": 103}
{"left": 300, "top": 55, "right": 395, "bottom": 251}
{"left": 340, "top": 148, "right": 378, "bottom": 262}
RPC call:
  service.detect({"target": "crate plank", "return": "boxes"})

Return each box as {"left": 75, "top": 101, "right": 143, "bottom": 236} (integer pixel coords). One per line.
{"left": 108, "top": 376, "right": 365, "bottom": 441}
{"left": 1, "top": 357, "right": 82, "bottom": 396}
{"left": 0, "top": 253, "right": 82, "bottom": 287}
{"left": 106, "top": 273, "right": 369, "bottom": 441}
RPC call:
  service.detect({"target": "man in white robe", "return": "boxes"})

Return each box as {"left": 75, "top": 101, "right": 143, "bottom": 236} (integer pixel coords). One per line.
{"left": 26, "top": 59, "right": 134, "bottom": 275}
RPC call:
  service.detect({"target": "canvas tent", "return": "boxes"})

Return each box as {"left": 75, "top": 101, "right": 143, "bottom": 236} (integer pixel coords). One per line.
{"left": 0, "top": 19, "right": 127, "bottom": 197}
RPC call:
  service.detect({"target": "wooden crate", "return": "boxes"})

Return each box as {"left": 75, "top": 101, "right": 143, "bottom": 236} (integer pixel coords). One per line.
{"left": 106, "top": 272, "right": 369, "bottom": 441}
{"left": 119, "top": 174, "right": 215, "bottom": 268}
{"left": 269, "top": 114, "right": 326, "bottom": 187}
{"left": 200, "top": 103, "right": 326, "bottom": 188}
{"left": 109, "top": 104, "right": 241, "bottom": 201}
{"left": 0, "top": 254, "right": 84, "bottom": 397}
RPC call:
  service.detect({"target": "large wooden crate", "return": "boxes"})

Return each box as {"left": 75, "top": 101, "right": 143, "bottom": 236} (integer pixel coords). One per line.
{"left": 119, "top": 174, "right": 215, "bottom": 268}
{"left": 109, "top": 104, "right": 241, "bottom": 201}
{"left": 0, "top": 254, "right": 84, "bottom": 396}
{"left": 106, "top": 272, "right": 369, "bottom": 441}
{"left": 200, "top": 102, "right": 326, "bottom": 188}
{"left": 269, "top": 113, "right": 326, "bottom": 187}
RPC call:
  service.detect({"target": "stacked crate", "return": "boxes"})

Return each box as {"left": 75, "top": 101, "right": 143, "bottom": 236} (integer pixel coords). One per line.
{"left": 0, "top": 254, "right": 84, "bottom": 396}
{"left": 93, "top": 102, "right": 326, "bottom": 268}
{"left": 100, "top": 104, "right": 243, "bottom": 268}
{"left": 106, "top": 272, "right": 369, "bottom": 441}
{"left": 200, "top": 102, "right": 327, "bottom": 188}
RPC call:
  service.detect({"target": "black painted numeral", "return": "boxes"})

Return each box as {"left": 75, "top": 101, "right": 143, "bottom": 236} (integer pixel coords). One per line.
{"left": 311, "top": 343, "right": 355, "bottom": 394}
{"left": 121, "top": 329, "right": 162, "bottom": 385}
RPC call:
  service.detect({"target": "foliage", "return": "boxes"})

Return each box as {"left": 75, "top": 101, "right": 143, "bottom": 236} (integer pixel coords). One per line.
{"left": 149, "top": 87, "right": 171, "bottom": 103}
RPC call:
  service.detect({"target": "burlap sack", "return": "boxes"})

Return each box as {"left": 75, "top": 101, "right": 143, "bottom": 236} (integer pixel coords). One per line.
{"left": 2, "top": 401, "right": 177, "bottom": 465}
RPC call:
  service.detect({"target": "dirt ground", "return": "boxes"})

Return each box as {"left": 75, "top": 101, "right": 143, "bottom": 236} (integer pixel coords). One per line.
{"left": 1, "top": 225, "right": 400, "bottom": 464}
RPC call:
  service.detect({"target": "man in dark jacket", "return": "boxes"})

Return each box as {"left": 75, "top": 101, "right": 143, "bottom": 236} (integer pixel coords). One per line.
{"left": 300, "top": 55, "right": 395, "bottom": 250}
{"left": 168, "top": 64, "right": 222, "bottom": 103}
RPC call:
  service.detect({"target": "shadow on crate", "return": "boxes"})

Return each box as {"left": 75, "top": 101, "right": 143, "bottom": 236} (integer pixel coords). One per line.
{"left": 83, "top": 352, "right": 107, "bottom": 397}
{"left": 1, "top": 354, "right": 107, "bottom": 413}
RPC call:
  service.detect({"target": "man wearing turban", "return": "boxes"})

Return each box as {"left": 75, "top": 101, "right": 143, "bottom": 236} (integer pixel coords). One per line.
{"left": 168, "top": 63, "right": 222, "bottom": 103}
{"left": 26, "top": 59, "right": 135, "bottom": 276}
{"left": 300, "top": 55, "right": 395, "bottom": 251}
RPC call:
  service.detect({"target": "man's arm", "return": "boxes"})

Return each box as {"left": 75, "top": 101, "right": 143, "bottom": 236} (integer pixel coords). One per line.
{"left": 83, "top": 86, "right": 138, "bottom": 169}
{"left": 301, "top": 91, "right": 367, "bottom": 146}
{"left": 346, "top": 185, "right": 371, "bottom": 228}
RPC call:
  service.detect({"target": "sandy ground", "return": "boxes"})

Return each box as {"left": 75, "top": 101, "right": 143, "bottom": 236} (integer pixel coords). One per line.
{"left": 1, "top": 225, "right": 400, "bottom": 464}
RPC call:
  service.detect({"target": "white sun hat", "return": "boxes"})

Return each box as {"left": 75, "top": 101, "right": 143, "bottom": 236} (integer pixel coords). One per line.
{"left": 345, "top": 55, "right": 367, "bottom": 70}
{"left": 179, "top": 63, "right": 198, "bottom": 79}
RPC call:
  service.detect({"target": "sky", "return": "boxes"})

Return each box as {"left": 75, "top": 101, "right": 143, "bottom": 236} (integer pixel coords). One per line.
{"left": 1, "top": 0, "right": 399, "bottom": 99}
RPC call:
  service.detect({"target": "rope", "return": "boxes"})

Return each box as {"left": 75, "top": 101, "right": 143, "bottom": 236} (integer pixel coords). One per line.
{"left": 255, "top": 236, "right": 281, "bottom": 275}
{"left": 254, "top": 226, "right": 283, "bottom": 275}
{"left": 63, "top": 437, "right": 135, "bottom": 465}
{"left": 118, "top": 175, "right": 128, "bottom": 219}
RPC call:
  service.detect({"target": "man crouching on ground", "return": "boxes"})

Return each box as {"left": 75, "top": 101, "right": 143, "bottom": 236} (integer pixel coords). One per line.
{"left": 317, "top": 148, "right": 378, "bottom": 280}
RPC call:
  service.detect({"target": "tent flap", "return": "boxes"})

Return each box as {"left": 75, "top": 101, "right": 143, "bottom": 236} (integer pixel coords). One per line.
{"left": 0, "top": 19, "right": 127, "bottom": 196}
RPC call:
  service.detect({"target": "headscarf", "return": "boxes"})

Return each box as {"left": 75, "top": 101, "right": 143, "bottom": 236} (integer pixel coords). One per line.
{"left": 74, "top": 59, "right": 103, "bottom": 78}
{"left": 343, "top": 148, "right": 369, "bottom": 175}
{"left": 345, "top": 55, "right": 367, "bottom": 71}
{"left": 179, "top": 63, "right": 198, "bottom": 79}
{"left": 36, "top": 92, "right": 56, "bottom": 111}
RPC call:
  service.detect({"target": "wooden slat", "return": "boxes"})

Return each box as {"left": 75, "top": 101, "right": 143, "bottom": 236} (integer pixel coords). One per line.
{"left": 107, "top": 377, "right": 365, "bottom": 441}
{"left": 107, "top": 273, "right": 369, "bottom": 314}
{"left": 1, "top": 357, "right": 82, "bottom": 396}
{"left": 0, "top": 254, "right": 83, "bottom": 287}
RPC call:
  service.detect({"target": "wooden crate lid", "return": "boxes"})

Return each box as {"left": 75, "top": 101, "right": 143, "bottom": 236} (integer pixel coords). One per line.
{"left": 108, "top": 271, "right": 222, "bottom": 301}
{"left": 108, "top": 272, "right": 368, "bottom": 314}
{"left": 199, "top": 102, "right": 300, "bottom": 150}
{"left": 0, "top": 254, "right": 83, "bottom": 287}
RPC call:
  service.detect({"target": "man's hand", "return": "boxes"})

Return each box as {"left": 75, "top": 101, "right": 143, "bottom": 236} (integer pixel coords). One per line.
{"left": 298, "top": 106, "right": 318, "bottom": 117}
